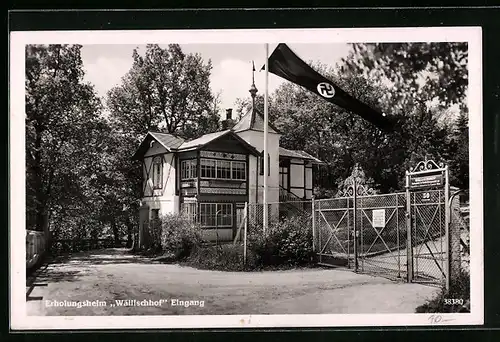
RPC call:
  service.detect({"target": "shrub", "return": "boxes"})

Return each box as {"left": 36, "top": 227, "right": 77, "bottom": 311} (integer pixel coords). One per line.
{"left": 415, "top": 269, "right": 471, "bottom": 313}
{"left": 187, "top": 244, "right": 257, "bottom": 271}
{"left": 159, "top": 214, "right": 203, "bottom": 259}
{"left": 248, "top": 215, "right": 315, "bottom": 267}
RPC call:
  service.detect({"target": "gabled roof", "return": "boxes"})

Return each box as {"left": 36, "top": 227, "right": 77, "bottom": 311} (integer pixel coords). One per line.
{"left": 279, "top": 147, "right": 324, "bottom": 164}
{"left": 177, "top": 130, "right": 230, "bottom": 150}
{"left": 132, "top": 132, "right": 185, "bottom": 160}
{"left": 150, "top": 131, "right": 185, "bottom": 150}
{"left": 177, "top": 130, "right": 260, "bottom": 156}
{"left": 133, "top": 129, "right": 261, "bottom": 160}
{"left": 232, "top": 107, "right": 280, "bottom": 134}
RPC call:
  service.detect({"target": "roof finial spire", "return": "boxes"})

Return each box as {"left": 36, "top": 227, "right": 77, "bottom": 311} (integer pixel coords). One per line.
{"left": 249, "top": 60, "right": 258, "bottom": 101}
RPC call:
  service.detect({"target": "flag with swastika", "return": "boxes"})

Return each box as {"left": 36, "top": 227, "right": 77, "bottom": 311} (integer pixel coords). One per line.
{"left": 262, "top": 43, "right": 394, "bottom": 132}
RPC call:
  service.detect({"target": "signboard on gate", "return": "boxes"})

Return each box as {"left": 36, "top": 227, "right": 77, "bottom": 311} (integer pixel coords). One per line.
{"left": 372, "top": 209, "right": 386, "bottom": 228}
{"left": 409, "top": 172, "right": 444, "bottom": 189}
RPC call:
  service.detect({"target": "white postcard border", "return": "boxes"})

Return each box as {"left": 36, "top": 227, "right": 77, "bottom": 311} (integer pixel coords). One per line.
{"left": 10, "top": 26, "right": 484, "bottom": 330}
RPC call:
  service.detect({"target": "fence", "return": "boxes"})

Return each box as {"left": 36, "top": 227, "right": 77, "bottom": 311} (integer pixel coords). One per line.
{"left": 50, "top": 238, "right": 129, "bottom": 255}
{"left": 26, "top": 230, "right": 45, "bottom": 270}
{"left": 232, "top": 200, "right": 314, "bottom": 265}
{"left": 246, "top": 200, "right": 312, "bottom": 231}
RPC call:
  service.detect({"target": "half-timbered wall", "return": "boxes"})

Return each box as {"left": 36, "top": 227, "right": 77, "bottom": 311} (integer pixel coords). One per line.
{"left": 289, "top": 158, "right": 305, "bottom": 198}
{"left": 286, "top": 158, "right": 314, "bottom": 200}
{"left": 141, "top": 144, "right": 178, "bottom": 217}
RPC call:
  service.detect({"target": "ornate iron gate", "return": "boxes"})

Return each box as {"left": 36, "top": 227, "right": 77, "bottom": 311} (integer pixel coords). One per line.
{"left": 406, "top": 159, "right": 450, "bottom": 288}
{"left": 315, "top": 160, "right": 450, "bottom": 287}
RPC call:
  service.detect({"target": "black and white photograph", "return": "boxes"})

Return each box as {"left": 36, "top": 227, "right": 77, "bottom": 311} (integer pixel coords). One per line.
{"left": 10, "top": 27, "right": 483, "bottom": 329}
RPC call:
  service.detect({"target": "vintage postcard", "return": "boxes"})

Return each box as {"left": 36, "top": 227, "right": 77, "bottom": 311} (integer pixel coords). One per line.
{"left": 10, "top": 27, "right": 483, "bottom": 329}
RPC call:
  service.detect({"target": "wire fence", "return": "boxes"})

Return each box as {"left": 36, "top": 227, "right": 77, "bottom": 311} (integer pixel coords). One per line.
{"left": 357, "top": 193, "right": 408, "bottom": 280}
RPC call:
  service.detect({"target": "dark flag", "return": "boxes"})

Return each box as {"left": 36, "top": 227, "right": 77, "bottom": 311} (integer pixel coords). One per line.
{"left": 263, "top": 43, "right": 394, "bottom": 132}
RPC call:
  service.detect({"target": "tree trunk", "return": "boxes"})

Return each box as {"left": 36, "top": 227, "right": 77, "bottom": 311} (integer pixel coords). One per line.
{"left": 126, "top": 221, "right": 133, "bottom": 248}
{"left": 111, "top": 220, "right": 119, "bottom": 247}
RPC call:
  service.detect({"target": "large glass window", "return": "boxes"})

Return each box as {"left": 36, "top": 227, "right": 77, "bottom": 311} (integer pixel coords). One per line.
{"left": 200, "top": 159, "right": 216, "bottom": 178}
{"left": 152, "top": 156, "right": 163, "bottom": 189}
{"left": 232, "top": 161, "right": 246, "bottom": 180}
{"left": 181, "top": 159, "right": 197, "bottom": 180}
{"left": 216, "top": 160, "right": 231, "bottom": 179}
{"left": 199, "top": 203, "right": 233, "bottom": 228}
{"left": 199, "top": 158, "right": 246, "bottom": 180}
{"left": 180, "top": 202, "right": 198, "bottom": 222}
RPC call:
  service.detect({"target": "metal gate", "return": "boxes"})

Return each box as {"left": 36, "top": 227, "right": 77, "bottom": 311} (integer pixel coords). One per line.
{"left": 316, "top": 196, "right": 354, "bottom": 268}
{"left": 315, "top": 190, "right": 407, "bottom": 280}
{"left": 356, "top": 192, "right": 407, "bottom": 280}
{"left": 315, "top": 160, "right": 450, "bottom": 287}
{"left": 409, "top": 189, "right": 447, "bottom": 284}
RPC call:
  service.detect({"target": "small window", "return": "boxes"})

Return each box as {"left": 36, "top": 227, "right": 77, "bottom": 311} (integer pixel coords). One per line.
{"left": 259, "top": 152, "right": 270, "bottom": 176}
{"left": 151, "top": 209, "right": 160, "bottom": 220}
{"left": 152, "top": 157, "right": 163, "bottom": 189}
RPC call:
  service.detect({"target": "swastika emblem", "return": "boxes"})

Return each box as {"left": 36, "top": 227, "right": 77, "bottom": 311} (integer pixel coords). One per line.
{"left": 317, "top": 82, "right": 336, "bottom": 98}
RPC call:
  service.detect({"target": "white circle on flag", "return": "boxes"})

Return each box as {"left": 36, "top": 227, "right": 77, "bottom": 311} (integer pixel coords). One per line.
{"left": 317, "top": 82, "right": 336, "bottom": 98}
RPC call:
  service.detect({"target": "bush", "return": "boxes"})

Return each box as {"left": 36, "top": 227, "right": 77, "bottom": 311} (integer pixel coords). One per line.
{"left": 159, "top": 214, "right": 203, "bottom": 259}
{"left": 248, "top": 215, "right": 315, "bottom": 267}
{"left": 415, "top": 269, "right": 471, "bottom": 313}
{"left": 186, "top": 244, "right": 256, "bottom": 271}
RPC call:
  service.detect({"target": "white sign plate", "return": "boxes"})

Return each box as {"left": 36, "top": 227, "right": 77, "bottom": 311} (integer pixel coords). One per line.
{"left": 372, "top": 209, "right": 386, "bottom": 228}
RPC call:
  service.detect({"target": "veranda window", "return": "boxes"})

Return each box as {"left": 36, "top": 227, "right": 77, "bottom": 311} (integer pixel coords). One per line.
{"left": 199, "top": 203, "right": 233, "bottom": 228}
{"left": 200, "top": 159, "right": 216, "bottom": 178}
{"left": 181, "top": 159, "right": 197, "bottom": 180}
{"left": 200, "top": 158, "right": 246, "bottom": 181}
{"left": 216, "top": 160, "right": 231, "bottom": 179}
{"left": 180, "top": 202, "right": 198, "bottom": 222}
{"left": 152, "top": 156, "right": 163, "bottom": 189}
{"left": 232, "top": 161, "right": 246, "bottom": 180}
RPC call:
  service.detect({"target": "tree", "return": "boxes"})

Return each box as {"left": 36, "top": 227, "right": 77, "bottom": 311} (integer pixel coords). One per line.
{"left": 105, "top": 44, "right": 222, "bottom": 246}
{"left": 341, "top": 43, "right": 468, "bottom": 113}
{"left": 25, "top": 44, "right": 104, "bottom": 244}
{"left": 107, "top": 44, "right": 220, "bottom": 141}
{"left": 340, "top": 43, "right": 469, "bottom": 189}
{"left": 265, "top": 60, "right": 456, "bottom": 194}
{"left": 449, "top": 110, "right": 469, "bottom": 189}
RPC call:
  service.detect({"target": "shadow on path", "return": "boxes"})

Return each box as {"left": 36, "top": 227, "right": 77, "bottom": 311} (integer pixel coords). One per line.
{"left": 52, "top": 248, "right": 155, "bottom": 265}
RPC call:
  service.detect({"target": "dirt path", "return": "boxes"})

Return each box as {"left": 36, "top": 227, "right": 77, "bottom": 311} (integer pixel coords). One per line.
{"left": 26, "top": 248, "right": 438, "bottom": 316}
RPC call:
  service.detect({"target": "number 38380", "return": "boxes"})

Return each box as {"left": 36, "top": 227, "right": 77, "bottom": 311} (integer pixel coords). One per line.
{"left": 444, "top": 298, "right": 464, "bottom": 305}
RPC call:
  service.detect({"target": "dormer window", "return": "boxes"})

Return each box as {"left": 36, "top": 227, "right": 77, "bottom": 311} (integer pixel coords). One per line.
{"left": 152, "top": 156, "right": 163, "bottom": 189}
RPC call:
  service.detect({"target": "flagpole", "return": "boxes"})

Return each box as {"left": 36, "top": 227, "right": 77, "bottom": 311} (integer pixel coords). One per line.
{"left": 263, "top": 43, "right": 269, "bottom": 234}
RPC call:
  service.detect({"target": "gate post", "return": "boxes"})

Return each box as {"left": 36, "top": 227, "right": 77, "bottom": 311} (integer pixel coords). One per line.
{"left": 312, "top": 196, "right": 316, "bottom": 253}
{"left": 444, "top": 166, "right": 450, "bottom": 291}
{"left": 405, "top": 171, "right": 413, "bottom": 283}
{"left": 244, "top": 202, "right": 248, "bottom": 265}
{"left": 353, "top": 177, "right": 358, "bottom": 272}
{"left": 318, "top": 200, "right": 322, "bottom": 264}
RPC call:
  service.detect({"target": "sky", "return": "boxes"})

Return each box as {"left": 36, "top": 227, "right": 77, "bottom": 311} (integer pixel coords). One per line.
{"left": 80, "top": 43, "right": 352, "bottom": 116}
